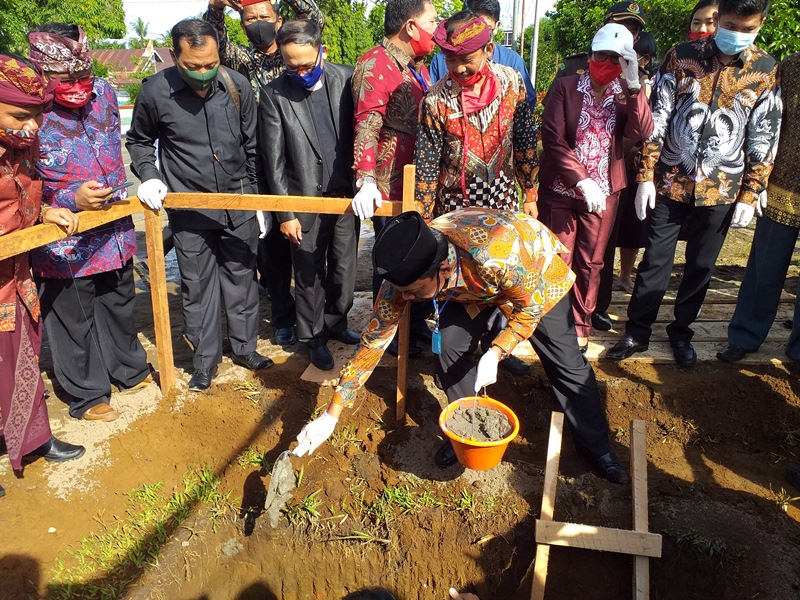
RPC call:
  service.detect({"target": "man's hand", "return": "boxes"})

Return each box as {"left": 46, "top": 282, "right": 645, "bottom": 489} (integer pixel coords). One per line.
{"left": 137, "top": 178, "right": 168, "bottom": 210}
{"left": 351, "top": 180, "right": 382, "bottom": 219}
{"left": 209, "top": 0, "right": 242, "bottom": 12}
{"left": 280, "top": 218, "right": 303, "bottom": 246}
{"left": 43, "top": 207, "right": 79, "bottom": 235}
{"left": 634, "top": 181, "right": 656, "bottom": 221}
{"left": 449, "top": 588, "right": 481, "bottom": 600}
{"left": 294, "top": 412, "right": 339, "bottom": 457}
{"left": 256, "top": 211, "right": 269, "bottom": 239}
{"left": 756, "top": 190, "right": 767, "bottom": 217}
{"left": 523, "top": 201, "right": 538, "bottom": 219}
{"left": 474, "top": 348, "right": 501, "bottom": 393}
{"left": 576, "top": 178, "right": 606, "bottom": 214}
{"left": 75, "top": 181, "right": 113, "bottom": 212}
{"left": 619, "top": 45, "right": 641, "bottom": 92}
{"left": 731, "top": 202, "right": 755, "bottom": 228}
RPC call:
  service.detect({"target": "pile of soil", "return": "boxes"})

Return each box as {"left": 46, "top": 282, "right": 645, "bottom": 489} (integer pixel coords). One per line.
{"left": 446, "top": 405, "right": 513, "bottom": 441}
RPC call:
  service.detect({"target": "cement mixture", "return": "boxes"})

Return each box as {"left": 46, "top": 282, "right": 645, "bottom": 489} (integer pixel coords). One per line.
{"left": 446, "top": 405, "right": 512, "bottom": 441}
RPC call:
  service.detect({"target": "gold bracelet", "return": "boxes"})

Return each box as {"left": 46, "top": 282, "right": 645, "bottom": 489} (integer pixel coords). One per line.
{"left": 40, "top": 204, "right": 52, "bottom": 222}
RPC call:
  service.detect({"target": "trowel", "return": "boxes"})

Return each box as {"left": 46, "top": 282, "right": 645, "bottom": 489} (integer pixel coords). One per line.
{"left": 263, "top": 450, "right": 297, "bottom": 528}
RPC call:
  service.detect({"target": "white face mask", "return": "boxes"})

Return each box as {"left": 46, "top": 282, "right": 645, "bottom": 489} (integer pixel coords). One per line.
{"left": 715, "top": 26, "right": 757, "bottom": 55}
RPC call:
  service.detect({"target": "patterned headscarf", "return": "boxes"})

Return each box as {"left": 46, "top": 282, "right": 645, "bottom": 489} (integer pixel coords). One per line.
{"left": 433, "top": 16, "right": 493, "bottom": 55}
{"left": 0, "top": 54, "right": 52, "bottom": 107}
{"left": 28, "top": 27, "right": 93, "bottom": 75}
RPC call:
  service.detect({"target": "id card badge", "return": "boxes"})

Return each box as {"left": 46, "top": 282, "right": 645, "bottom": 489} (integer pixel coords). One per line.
{"left": 432, "top": 329, "right": 442, "bottom": 355}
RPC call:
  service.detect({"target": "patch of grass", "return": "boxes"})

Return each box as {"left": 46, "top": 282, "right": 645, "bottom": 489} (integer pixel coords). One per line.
{"left": 306, "top": 403, "right": 324, "bottom": 420}
{"left": 771, "top": 486, "right": 800, "bottom": 512}
{"left": 453, "top": 489, "right": 477, "bottom": 513}
{"left": 283, "top": 490, "right": 323, "bottom": 525}
{"left": 614, "top": 426, "right": 626, "bottom": 442}
{"left": 331, "top": 529, "right": 390, "bottom": 545}
{"left": 237, "top": 447, "right": 271, "bottom": 470}
{"left": 49, "top": 468, "right": 234, "bottom": 599}
{"left": 233, "top": 381, "right": 261, "bottom": 404}
{"left": 330, "top": 424, "right": 362, "bottom": 448}
{"left": 663, "top": 529, "right": 738, "bottom": 559}
{"left": 381, "top": 485, "right": 419, "bottom": 514}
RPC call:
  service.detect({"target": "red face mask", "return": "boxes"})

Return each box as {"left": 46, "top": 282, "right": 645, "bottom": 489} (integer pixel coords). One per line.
{"left": 54, "top": 77, "right": 94, "bottom": 108}
{"left": 409, "top": 22, "right": 435, "bottom": 58}
{"left": 588, "top": 59, "right": 622, "bottom": 86}
{"left": 688, "top": 30, "right": 713, "bottom": 40}
{"left": 453, "top": 59, "right": 488, "bottom": 87}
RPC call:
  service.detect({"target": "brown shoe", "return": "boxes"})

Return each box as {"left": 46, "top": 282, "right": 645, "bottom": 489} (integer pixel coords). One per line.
{"left": 124, "top": 372, "right": 157, "bottom": 392}
{"left": 82, "top": 403, "right": 119, "bottom": 422}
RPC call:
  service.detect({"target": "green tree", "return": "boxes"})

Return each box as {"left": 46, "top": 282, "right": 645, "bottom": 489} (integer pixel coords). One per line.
{"left": 760, "top": 0, "right": 800, "bottom": 61}
{"left": 129, "top": 17, "right": 150, "bottom": 49}
{"left": 318, "top": 0, "right": 379, "bottom": 65}
{"left": 522, "top": 16, "right": 559, "bottom": 91}
{"left": 224, "top": 13, "right": 250, "bottom": 49}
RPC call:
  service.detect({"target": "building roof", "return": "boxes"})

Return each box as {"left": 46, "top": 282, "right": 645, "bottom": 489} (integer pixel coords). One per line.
{"left": 93, "top": 46, "right": 175, "bottom": 78}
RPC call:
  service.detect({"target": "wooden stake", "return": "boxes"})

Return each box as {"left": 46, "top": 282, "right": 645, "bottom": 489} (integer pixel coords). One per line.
{"left": 631, "top": 420, "right": 650, "bottom": 599}
{"left": 531, "top": 411, "right": 565, "bottom": 600}
{"left": 394, "top": 164, "right": 416, "bottom": 423}
{"left": 143, "top": 208, "right": 175, "bottom": 395}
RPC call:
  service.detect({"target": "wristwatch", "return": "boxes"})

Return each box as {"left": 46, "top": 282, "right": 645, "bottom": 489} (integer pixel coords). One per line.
{"left": 492, "top": 344, "right": 508, "bottom": 360}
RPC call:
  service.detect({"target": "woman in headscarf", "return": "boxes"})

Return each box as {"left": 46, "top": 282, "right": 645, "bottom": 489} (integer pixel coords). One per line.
{"left": 0, "top": 54, "right": 84, "bottom": 497}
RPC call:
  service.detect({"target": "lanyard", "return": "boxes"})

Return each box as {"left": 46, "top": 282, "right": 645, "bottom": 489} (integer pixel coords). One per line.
{"left": 432, "top": 252, "right": 460, "bottom": 332}
{"left": 408, "top": 63, "right": 429, "bottom": 92}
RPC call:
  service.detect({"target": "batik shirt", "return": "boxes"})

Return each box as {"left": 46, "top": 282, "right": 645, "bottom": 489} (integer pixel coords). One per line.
{"left": 352, "top": 39, "right": 430, "bottom": 202}
{"left": 551, "top": 73, "right": 619, "bottom": 198}
{"left": 204, "top": 0, "right": 325, "bottom": 102}
{"left": 333, "top": 208, "right": 575, "bottom": 407}
{"left": 32, "top": 77, "right": 135, "bottom": 280}
{"left": 414, "top": 63, "right": 538, "bottom": 220}
{"left": 637, "top": 36, "right": 781, "bottom": 207}
{"left": 0, "top": 144, "right": 41, "bottom": 330}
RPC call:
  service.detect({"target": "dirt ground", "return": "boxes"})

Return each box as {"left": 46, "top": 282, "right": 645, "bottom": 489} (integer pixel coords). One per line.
{"left": 2, "top": 223, "right": 800, "bottom": 600}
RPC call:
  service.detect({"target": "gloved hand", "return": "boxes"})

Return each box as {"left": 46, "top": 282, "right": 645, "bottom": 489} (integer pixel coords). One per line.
{"left": 619, "top": 46, "right": 641, "bottom": 91}
{"left": 293, "top": 412, "right": 338, "bottom": 457}
{"left": 576, "top": 178, "right": 607, "bottom": 213}
{"left": 731, "top": 202, "right": 755, "bottom": 228}
{"left": 137, "top": 178, "right": 167, "bottom": 210}
{"left": 635, "top": 181, "right": 656, "bottom": 221}
{"left": 756, "top": 190, "right": 767, "bottom": 217}
{"left": 474, "top": 348, "right": 500, "bottom": 393}
{"left": 351, "top": 180, "right": 382, "bottom": 220}
{"left": 256, "top": 210, "right": 268, "bottom": 239}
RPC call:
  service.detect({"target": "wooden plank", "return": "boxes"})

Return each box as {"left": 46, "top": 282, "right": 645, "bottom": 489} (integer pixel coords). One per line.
{"left": 144, "top": 207, "right": 175, "bottom": 395}
{"left": 395, "top": 164, "right": 416, "bottom": 423}
{"left": 531, "top": 412, "right": 565, "bottom": 600}
{"left": 608, "top": 287, "right": 795, "bottom": 306}
{"left": 164, "top": 193, "right": 404, "bottom": 216}
{"left": 535, "top": 521, "right": 662, "bottom": 558}
{"left": 631, "top": 420, "right": 650, "bottom": 600}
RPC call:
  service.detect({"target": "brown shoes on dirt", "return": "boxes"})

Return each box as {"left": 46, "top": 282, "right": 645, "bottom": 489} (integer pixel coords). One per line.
{"left": 82, "top": 402, "right": 119, "bottom": 422}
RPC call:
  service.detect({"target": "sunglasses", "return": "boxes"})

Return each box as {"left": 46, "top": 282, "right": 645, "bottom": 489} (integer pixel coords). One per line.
{"left": 592, "top": 51, "right": 621, "bottom": 64}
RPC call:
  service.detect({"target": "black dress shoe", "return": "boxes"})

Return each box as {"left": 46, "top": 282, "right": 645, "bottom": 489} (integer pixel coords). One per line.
{"left": 606, "top": 335, "right": 648, "bottom": 360}
{"left": 670, "top": 340, "right": 696, "bottom": 367}
{"left": 787, "top": 465, "right": 800, "bottom": 492}
{"left": 386, "top": 337, "right": 422, "bottom": 357}
{"left": 0, "top": 483, "right": 4, "bottom": 498}
{"left": 29, "top": 436, "right": 85, "bottom": 463}
{"left": 592, "top": 311, "right": 613, "bottom": 331}
{"left": 579, "top": 343, "right": 588, "bottom": 355}
{"left": 328, "top": 329, "right": 360, "bottom": 345}
{"left": 188, "top": 366, "right": 218, "bottom": 392}
{"left": 309, "top": 344, "right": 335, "bottom": 371}
{"left": 499, "top": 355, "right": 532, "bottom": 376}
{"left": 593, "top": 452, "right": 630, "bottom": 485}
{"left": 434, "top": 439, "right": 458, "bottom": 468}
{"left": 275, "top": 326, "right": 297, "bottom": 345}
{"left": 232, "top": 351, "right": 274, "bottom": 371}
{"left": 716, "top": 343, "right": 749, "bottom": 362}
{"left": 411, "top": 320, "right": 433, "bottom": 345}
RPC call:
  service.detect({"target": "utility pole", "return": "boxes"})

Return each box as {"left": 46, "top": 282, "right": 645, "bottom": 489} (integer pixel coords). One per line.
{"left": 519, "top": 0, "right": 526, "bottom": 57}
{"left": 529, "top": 0, "right": 541, "bottom": 90}
{"left": 512, "top": 0, "right": 520, "bottom": 53}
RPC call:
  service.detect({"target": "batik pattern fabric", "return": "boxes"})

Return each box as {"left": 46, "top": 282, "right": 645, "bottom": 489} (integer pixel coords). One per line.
{"left": 32, "top": 78, "right": 136, "bottom": 279}
{"left": 637, "top": 36, "right": 781, "bottom": 207}
{"left": 204, "top": 0, "right": 325, "bottom": 101}
{"left": 333, "top": 208, "right": 574, "bottom": 407}
{"left": 765, "top": 53, "right": 800, "bottom": 228}
{"left": 0, "top": 144, "right": 41, "bottom": 332}
{"left": 414, "top": 63, "right": 538, "bottom": 220}
{"left": 352, "top": 39, "right": 430, "bottom": 202}
{"left": 550, "top": 73, "right": 618, "bottom": 198}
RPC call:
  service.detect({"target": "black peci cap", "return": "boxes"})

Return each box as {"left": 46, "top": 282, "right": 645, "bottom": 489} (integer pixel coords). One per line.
{"left": 373, "top": 211, "right": 439, "bottom": 287}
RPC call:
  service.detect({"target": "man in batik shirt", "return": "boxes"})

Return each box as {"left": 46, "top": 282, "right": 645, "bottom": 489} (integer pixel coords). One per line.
{"left": 29, "top": 24, "right": 152, "bottom": 422}
{"left": 292, "top": 209, "right": 630, "bottom": 484}
{"left": 607, "top": 0, "right": 781, "bottom": 366}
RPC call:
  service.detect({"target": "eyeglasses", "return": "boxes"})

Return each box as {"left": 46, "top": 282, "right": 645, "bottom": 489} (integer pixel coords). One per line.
{"left": 592, "top": 51, "right": 621, "bottom": 64}
{"left": 57, "top": 75, "right": 94, "bottom": 86}
{"left": 283, "top": 49, "right": 321, "bottom": 76}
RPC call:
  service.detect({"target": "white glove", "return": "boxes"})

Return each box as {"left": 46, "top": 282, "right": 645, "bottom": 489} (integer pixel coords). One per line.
{"left": 619, "top": 46, "right": 641, "bottom": 91}
{"left": 756, "top": 190, "right": 767, "bottom": 217}
{"left": 474, "top": 349, "right": 500, "bottom": 394}
{"left": 575, "top": 178, "right": 607, "bottom": 213}
{"left": 137, "top": 178, "right": 167, "bottom": 210}
{"left": 634, "top": 181, "right": 656, "bottom": 221}
{"left": 351, "top": 180, "right": 382, "bottom": 220}
{"left": 294, "top": 412, "right": 338, "bottom": 457}
{"left": 256, "top": 210, "right": 268, "bottom": 239}
{"left": 731, "top": 202, "right": 755, "bottom": 228}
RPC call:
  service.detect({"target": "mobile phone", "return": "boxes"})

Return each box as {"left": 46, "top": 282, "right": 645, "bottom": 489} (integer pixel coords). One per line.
{"left": 109, "top": 181, "right": 134, "bottom": 193}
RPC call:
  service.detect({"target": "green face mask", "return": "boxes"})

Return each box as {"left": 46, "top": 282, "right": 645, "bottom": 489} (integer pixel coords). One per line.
{"left": 176, "top": 62, "right": 219, "bottom": 91}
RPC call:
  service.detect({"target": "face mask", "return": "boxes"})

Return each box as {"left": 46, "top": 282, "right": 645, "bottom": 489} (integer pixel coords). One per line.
{"left": 244, "top": 20, "right": 277, "bottom": 49}
{"left": 409, "top": 22, "right": 435, "bottom": 58}
{"left": 54, "top": 77, "right": 94, "bottom": 108}
{"left": 588, "top": 59, "right": 622, "bottom": 86}
{"left": 176, "top": 62, "right": 219, "bottom": 91}
{"left": 715, "top": 26, "right": 757, "bottom": 56}
{"left": 452, "top": 60, "right": 488, "bottom": 87}
{"left": 286, "top": 52, "right": 324, "bottom": 89}
{"left": 688, "top": 30, "right": 713, "bottom": 40}
{"left": 0, "top": 127, "right": 38, "bottom": 150}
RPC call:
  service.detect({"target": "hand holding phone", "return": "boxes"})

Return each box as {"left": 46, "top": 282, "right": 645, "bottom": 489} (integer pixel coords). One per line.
{"left": 109, "top": 181, "right": 134, "bottom": 193}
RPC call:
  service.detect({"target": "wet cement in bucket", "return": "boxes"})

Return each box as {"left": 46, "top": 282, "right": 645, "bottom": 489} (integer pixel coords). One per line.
{"left": 446, "top": 405, "right": 512, "bottom": 441}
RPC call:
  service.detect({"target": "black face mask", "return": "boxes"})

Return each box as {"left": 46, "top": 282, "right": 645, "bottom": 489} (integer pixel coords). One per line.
{"left": 245, "top": 20, "right": 277, "bottom": 49}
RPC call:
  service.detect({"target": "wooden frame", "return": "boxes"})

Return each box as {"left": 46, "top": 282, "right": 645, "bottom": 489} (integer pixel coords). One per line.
{"left": 531, "top": 416, "right": 660, "bottom": 599}
{"left": 0, "top": 165, "right": 417, "bottom": 420}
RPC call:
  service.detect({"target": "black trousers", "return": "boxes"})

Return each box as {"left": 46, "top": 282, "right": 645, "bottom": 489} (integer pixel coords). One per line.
{"left": 36, "top": 260, "right": 149, "bottom": 418}
{"left": 625, "top": 196, "right": 735, "bottom": 343}
{"left": 436, "top": 296, "right": 611, "bottom": 459}
{"left": 291, "top": 213, "right": 359, "bottom": 347}
{"left": 172, "top": 218, "right": 260, "bottom": 369}
{"left": 257, "top": 212, "right": 296, "bottom": 329}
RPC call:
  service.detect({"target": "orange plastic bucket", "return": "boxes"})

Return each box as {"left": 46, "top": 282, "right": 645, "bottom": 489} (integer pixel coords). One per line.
{"left": 439, "top": 396, "right": 520, "bottom": 470}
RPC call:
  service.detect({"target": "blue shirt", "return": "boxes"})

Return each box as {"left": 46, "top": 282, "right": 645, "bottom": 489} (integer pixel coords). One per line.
{"left": 429, "top": 44, "right": 536, "bottom": 108}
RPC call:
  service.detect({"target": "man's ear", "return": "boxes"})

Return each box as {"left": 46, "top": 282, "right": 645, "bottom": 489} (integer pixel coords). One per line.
{"left": 321, "top": 44, "right": 328, "bottom": 61}
{"left": 169, "top": 48, "right": 177, "bottom": 63}
{"left": 275, "top": 16, "right": 283, "bottom": 31}
{"left": 485, "top": 41, "right": 495, "bottom": 57}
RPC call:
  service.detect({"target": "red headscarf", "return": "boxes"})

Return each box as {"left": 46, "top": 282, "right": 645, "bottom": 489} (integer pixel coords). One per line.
{"left": 0, "top": 54, "right": 52, "bottom": 108}
{"left": 28, "top": 27, "right": 93, "bottom": 75}
{"left": 433, "top": 16, "right": 493, "bottom": 55}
